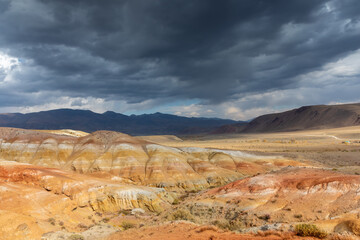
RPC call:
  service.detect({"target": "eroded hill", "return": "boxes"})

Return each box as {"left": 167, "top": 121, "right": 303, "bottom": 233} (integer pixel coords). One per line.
{"left": 0, "top": 127, "right": 302, "bottom": 191}
{"left": 0, "top": 161, "right": 173, "bottom": 239}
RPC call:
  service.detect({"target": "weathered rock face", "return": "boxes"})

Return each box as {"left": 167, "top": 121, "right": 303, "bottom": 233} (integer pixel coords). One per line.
{"left": 0, "top": 161, "right": 173, "bottom": 240}
{"left": 0, "top": 127, "right": 303, "bottom": 191}
{"left": 194, "top": 167, "right": 360, "bottom": 232}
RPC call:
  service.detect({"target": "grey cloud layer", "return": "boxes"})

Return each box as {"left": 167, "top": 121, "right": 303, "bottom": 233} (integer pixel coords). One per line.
{"left": 0, "top": 0, "right": 359, "bottom": 110}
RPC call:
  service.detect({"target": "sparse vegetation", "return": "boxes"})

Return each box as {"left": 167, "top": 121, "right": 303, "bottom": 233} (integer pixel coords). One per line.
{"left": 294, "top": 224, "right": 327, "bottom": 238}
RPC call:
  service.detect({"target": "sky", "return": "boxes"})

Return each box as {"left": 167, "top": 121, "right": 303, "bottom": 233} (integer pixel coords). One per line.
{"left": 0, "top": 0, "right": 359, "bottom": 120}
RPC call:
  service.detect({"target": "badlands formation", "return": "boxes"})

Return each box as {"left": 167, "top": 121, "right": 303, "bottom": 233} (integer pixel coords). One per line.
{"left": 0, "top": 161, "right": 172, "bottom": 239}
{"left": 192, "top": 168, "right": 360, "bottom": 230}
{"left": 0, "top": 127, "right": 359, "bottom": 239}
{"left": 0, "top": 127, "right": 301, "bottom": 191}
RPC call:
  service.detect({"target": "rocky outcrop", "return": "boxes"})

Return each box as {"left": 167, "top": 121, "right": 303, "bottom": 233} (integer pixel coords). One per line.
{"left": 0, "top": 127, "right": 303, "bottom": 191}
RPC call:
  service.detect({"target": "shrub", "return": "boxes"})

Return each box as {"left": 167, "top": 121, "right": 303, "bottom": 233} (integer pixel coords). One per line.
{"left": 118, "top": 209, "right": 131, "bottom": 215}
{"left": 295, "top": 224, "right": 327, "bottom": 239}
{"left": 258, "top": 214, "right": 271, "bottom": 221}
{"left": 211, "top": 219, "right": 244, "bottom": 231}
{"left": 47, "top": 218, "right": 56, "bottom": 226}
{"left": 212, "top": 219, "right": 231, "bottom": 230}
{"left": 68, "top": 234, "right": 84, "bottom": 240}
{"left": 172, "top": 198, "right": 180, "bottom": 205}
{"left": 168, "top": 209, "right": 194, "bottom": 221}
{"left": 121, "top": 221, "right": 136, "bottom": 230}
{"left": 77, "top": 223, "right": 88, "bottom": 229}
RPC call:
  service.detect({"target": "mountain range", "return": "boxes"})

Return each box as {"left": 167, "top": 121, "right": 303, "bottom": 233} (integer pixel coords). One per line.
{"left": 0, "top": 109, "right": 239, "bottom": 135}
{"left": 215, "top": 103, "right": 360, "bottom": 134}
{"left": 1, "top": 103, "right": 359, "bottom": 136}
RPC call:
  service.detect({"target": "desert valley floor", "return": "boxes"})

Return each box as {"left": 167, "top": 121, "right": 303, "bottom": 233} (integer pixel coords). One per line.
{"left": 0, "top": 126, "right": 360, "bottom": 239}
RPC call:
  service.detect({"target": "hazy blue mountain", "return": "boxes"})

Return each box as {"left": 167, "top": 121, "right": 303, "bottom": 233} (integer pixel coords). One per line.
{"left": 0, "top": 109, "right": 239, "bottom": 135}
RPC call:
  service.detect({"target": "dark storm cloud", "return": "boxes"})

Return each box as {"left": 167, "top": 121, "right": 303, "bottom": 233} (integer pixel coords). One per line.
{"left": 0, "top": 0, "right": 360, "bottom": 108}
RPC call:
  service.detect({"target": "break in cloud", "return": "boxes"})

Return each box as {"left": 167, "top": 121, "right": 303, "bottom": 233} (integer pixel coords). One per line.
{"left": 0, "top": 0, "right": 359, "bottom": 120}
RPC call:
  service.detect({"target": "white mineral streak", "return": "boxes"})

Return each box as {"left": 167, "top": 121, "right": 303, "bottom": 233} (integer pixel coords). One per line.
{"left": 181, "top": 147, "right": 277, "bottom": 159}
{"left": 146, "top": 144, "right": 182, "bottom": 153}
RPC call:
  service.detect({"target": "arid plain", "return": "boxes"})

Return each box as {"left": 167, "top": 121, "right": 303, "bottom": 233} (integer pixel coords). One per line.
{"left": 152, "top": 126, "right": 360, "bottom": 172}
{"left": 0, "top": 126, "right": 360, "bottom": 239}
